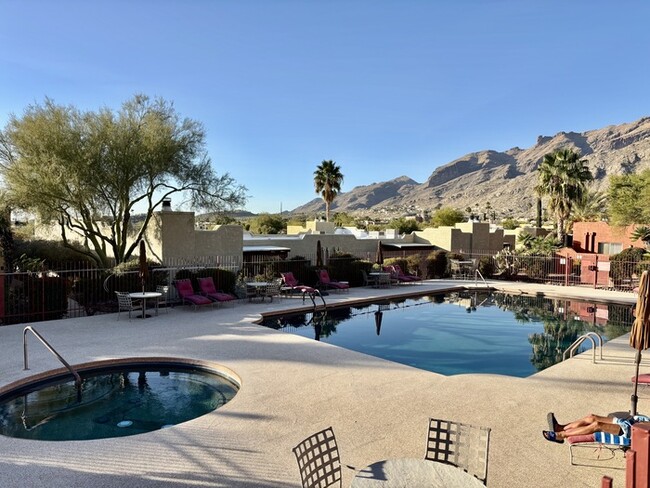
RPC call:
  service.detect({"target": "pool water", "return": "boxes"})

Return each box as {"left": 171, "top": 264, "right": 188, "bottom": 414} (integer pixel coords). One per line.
{"left": 0, "top": 364, "right": 239, "bottom": 441}
{"left": 261, "top": 292, "right": 633, "bottom": 377}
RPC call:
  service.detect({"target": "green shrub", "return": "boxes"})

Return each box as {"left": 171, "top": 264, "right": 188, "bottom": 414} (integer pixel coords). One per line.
{"left": 610, "top": 247, "right": 646, "bottom": 280}
{"left": 478, "top": 256, "right": 495, "bottom": 278}
{"left": 425, "top": 250, "right": 448, "bottom": 278}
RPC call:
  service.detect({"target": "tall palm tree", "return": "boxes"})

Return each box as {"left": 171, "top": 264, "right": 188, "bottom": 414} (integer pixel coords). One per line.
{"left": 313, "top": 160, "right": 343, "bottom": 222}
{"left": 535, "top": 149, "right": 593, "bottom": 245}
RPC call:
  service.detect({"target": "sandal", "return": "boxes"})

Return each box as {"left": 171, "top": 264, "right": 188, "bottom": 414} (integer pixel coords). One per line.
{"left": 543, "top": 430, "right": 564, "bottom": 444}
{"left": 547, "top": 412, "right": 560, "bottom": 432}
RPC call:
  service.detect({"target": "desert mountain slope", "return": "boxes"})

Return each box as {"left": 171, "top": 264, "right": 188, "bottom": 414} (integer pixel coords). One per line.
{"left": 291, "top": 117, "right": 650, "bottom": 219}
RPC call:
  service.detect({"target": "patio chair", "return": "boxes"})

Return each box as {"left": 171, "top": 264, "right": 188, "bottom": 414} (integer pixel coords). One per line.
{"left": 425, "top": 417, "right": 491, "bottom": 485}
{"left": 361, "top": 270, "right": 379, "bottom": 288}
{"left": 281, "top": 272, "right": 317, "bottom": 298}
{"left": 173, "top": 279, "right": 213, "bottom": 310}
{"left": 316, "top": 270, "right": 349, "bottom": 293}
{"left": 115, "top": 291, "right": 142, "bottom": 320}
{"left": 197, "top": 277, "right": 237, "bottom": 306}
{"left": 264, "top": 279, "right": 283, "bottom": 302}
{"left": 292, "top": 426, "right": 342, "bottom": 488}
{"left": 155, "top": 285, "right": 170, "bottom": 313}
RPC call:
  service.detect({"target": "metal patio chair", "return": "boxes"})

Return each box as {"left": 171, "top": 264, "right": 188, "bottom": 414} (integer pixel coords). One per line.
{"left": 115, "top": 291, "right": 142, "bottom": 320}
{"left": 425, "top": 417, "right": 491, "bottom": 485}
{"left": 293, "top": 426, "right": 342, "bottom": 488}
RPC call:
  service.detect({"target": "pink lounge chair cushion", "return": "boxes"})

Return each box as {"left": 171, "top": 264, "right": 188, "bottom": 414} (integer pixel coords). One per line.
{"left": 197, "top": 277, "right": 235, "bottom": 302}
{"left": 209, "top": 291, "right": 236, "bottom": 302}
{"left": 175, "top": 280, "right": 212, "bottom": 305}
{"left": 318, "top": 270, "right": 350, "bottom": 289}
{"left": 281, "top": 272, "right": 317, "bottom": 293}
{"left": 567, "top": 434, "right": 595, "bottom": 444}
{"left": 632, "top": 374, "right": 650, "bottom": 383}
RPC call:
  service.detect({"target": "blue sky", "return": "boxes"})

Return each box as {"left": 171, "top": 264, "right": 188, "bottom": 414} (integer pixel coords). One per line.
{"left": 1, "top": 1, "right": 650, "bottom": 214}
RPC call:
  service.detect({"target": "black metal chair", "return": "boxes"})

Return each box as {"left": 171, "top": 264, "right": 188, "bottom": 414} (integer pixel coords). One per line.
{"left": 293, "top": 427, "right": 342, "bottom": 488}
{"left": 425, "top": 418, "right": 491, "bottom": 485}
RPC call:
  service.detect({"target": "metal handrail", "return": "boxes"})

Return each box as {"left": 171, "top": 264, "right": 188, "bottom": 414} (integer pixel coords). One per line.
{"left": 23, "top": 326, "right": 82, "bottom": 387}
{"left": 563, "top": 332, "right": 603, "bottom": 363}
{"left": 474, "top": 269, "right": 489, "bottom": 288}
{"left": 307, "top": 290, "right": 327, "bottom": 310}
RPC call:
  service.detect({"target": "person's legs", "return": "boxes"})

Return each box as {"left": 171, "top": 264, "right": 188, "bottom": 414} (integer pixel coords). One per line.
{"left": 559, "top": 414, "right": 615, "bottom": 432}
{"left": 548, "top": 413, "right": 620, "bottom": 440}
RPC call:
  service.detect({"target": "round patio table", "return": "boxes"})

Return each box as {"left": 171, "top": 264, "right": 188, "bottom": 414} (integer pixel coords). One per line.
{"left": 128, "top": 292, "right": 162, "bottom": 319}
{"left": 350, "top": 458, "right": 484, "bottom": 488}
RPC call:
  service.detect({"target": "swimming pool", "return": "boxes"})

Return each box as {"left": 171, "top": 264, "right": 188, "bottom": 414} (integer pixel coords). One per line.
{"left": 261, "top": 291, "right": 633, "bottom": 377}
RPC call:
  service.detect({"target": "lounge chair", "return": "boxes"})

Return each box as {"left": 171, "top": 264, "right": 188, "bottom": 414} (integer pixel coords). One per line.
{"left": 567, "top": 433, "right": 628, "bottom": 467}
{"left": 390, "top": 264, "right": 422, "bottom": 284}
{"left": 197, "top": 277, "right": 237, "bottom": 306}
{"left": 316, "top": 269, "right": 349, "bottom": 292}
{"left": 281, "top": 272, "right": 316, "bottom": 298}
{"left": 173, "top": 279, "right": 213, "bottom": 310}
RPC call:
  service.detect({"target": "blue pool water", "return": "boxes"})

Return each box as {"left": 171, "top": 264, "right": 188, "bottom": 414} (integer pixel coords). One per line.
{"left": 261, "top": 292, "right": 633, "bottom": 377}
{"left": 0, "top": 362, "right": 239, "bottom": 441}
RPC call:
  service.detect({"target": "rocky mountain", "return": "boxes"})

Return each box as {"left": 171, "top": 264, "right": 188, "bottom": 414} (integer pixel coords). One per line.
{"left": 291, "top": 117, "right": 650, "bottom": 220}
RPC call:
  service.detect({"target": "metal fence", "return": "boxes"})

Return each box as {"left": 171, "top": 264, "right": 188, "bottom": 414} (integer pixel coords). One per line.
{"left": 0, "top": 249, "right": 641, "bottom": 326}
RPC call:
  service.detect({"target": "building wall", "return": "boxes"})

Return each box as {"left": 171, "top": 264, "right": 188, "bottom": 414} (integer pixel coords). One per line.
{"left": 572, "top": 221, "right": 645, "bottom": 254}
{"left": 414, "top": 222, "right": 514, "bottom": 254}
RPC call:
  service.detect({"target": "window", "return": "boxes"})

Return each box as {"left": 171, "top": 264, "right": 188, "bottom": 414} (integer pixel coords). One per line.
{"left": 597, "top": 242, "right": 623, "bottom": 255}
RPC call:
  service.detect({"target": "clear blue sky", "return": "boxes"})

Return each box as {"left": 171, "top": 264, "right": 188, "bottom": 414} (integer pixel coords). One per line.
{"left": 2, "top": 0, "right": 650, "bottom": 214}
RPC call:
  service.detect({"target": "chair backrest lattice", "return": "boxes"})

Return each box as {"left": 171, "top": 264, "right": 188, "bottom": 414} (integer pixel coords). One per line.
{"left": 425, "top": 418, "right": 491, "bottom": 485}
{"left": 115, "top": 291, "right": 133, "bottom": 309}
{"left": 292, "top": 427, "right": 342, "bottom": 488}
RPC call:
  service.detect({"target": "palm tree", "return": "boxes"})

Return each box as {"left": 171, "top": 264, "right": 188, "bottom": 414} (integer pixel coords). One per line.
{"left": 570, "top": 189, "right": 607, "bottom": 223}
{"left": 535, "top": 149, "right": 593, "bottom": 245}
{"left": 313, "top": 160, "right": 344, "bottom": 222}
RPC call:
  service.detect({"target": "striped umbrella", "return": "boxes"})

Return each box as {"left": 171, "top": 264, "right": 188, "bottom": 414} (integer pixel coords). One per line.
{"left": 630, "top": 270, "right": 650, "bottom": 415}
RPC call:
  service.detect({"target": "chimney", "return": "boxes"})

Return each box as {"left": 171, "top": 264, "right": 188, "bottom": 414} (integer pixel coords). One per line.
{"left": 162, "top": 199, "right": 172, "bottom": 211}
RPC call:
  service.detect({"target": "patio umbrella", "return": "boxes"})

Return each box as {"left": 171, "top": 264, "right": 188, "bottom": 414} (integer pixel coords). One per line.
{"left": 139, "top": 240, "right": 149, "bottom": 294}
{"left": 630, "top": 270, "right": 650, "bottom": 415}
{"left": 316, "top": 240, "right": 323, "bottom": 268}
{"left": 375, "top": 240, "right": 384, "bottom": 265}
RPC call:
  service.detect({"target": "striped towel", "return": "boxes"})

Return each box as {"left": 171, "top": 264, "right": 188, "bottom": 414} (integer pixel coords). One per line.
{"left": 593, "top": 432, "right": 630, "bottom": 446}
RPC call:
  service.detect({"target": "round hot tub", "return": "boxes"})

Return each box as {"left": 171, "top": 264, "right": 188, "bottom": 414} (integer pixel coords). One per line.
{"left": 0, "top": 357, "right": 240, "bottom": 441}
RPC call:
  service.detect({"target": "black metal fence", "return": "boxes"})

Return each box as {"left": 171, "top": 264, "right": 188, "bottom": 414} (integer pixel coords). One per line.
{"left": 0, "top": 249, "right": 641, "bottom": 326}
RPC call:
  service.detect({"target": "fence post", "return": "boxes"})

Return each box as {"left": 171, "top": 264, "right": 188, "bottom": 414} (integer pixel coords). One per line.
{"left": 631, "top": 423, "right": 650, "bottom": 488}
{"left": 594, "top": 255, "right": 599, "bottom": 289}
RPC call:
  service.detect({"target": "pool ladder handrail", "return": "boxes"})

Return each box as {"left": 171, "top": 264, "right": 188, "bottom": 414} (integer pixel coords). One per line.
{"left": 563, "top": 332, "right": 603, "bottom": 364}
{"left": 23, "top": 326, "right": 82, "bottom": 387}
{"left": 307, "top": 289, "right": 326, "bottom": 310}
{"left": 474, "top": 269, "right": 489, "bottom": 288}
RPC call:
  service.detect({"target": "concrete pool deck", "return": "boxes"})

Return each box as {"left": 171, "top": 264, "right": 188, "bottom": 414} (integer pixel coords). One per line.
{"left": 0, "top": 280, "right": 643, "bottom": 487}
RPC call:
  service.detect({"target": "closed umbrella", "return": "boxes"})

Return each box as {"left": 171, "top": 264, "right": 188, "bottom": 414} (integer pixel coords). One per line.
{"left": 376, "top": 240, "right": 384, "bottom": 265}
{"left": 374, "top": 311, "right": 383, "bottom": 335}
{"left": 630, "top": 270, "right": 650, "bottom": 415}
{"left": 316, "top": 240, "right": 323, "bottom": 268}
{"left": 139, "top": 240, "right": 149, "bottom": 294}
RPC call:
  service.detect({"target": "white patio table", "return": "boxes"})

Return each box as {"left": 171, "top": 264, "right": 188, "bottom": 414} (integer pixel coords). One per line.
{"left": 350, "top": 458, "right": 484, "bottom": 488}
{"left": 128, "top": 291, "right": 162, "bottom": 319}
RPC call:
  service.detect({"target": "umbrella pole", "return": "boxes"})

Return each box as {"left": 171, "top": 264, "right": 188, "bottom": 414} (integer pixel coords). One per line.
{"left": 632, "top": 349, "right": 642, "bottom": 416}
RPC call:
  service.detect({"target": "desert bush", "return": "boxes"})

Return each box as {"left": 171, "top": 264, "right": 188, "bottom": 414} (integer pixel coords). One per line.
{"left": 425, "top": 250, "right": 448, "bottom": 278}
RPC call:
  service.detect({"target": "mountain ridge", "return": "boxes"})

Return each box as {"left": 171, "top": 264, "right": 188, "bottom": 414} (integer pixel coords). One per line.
{"left": 291, "top": 117, "right": 650, "bottom": 219}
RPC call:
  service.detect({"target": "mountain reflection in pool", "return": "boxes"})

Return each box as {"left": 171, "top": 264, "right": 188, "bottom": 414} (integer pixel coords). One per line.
{"left": 261, "top": 292, "right": 634, "bottom": 377}
{"left": 0, "top": 364, "right": 239, "bottom": 441}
